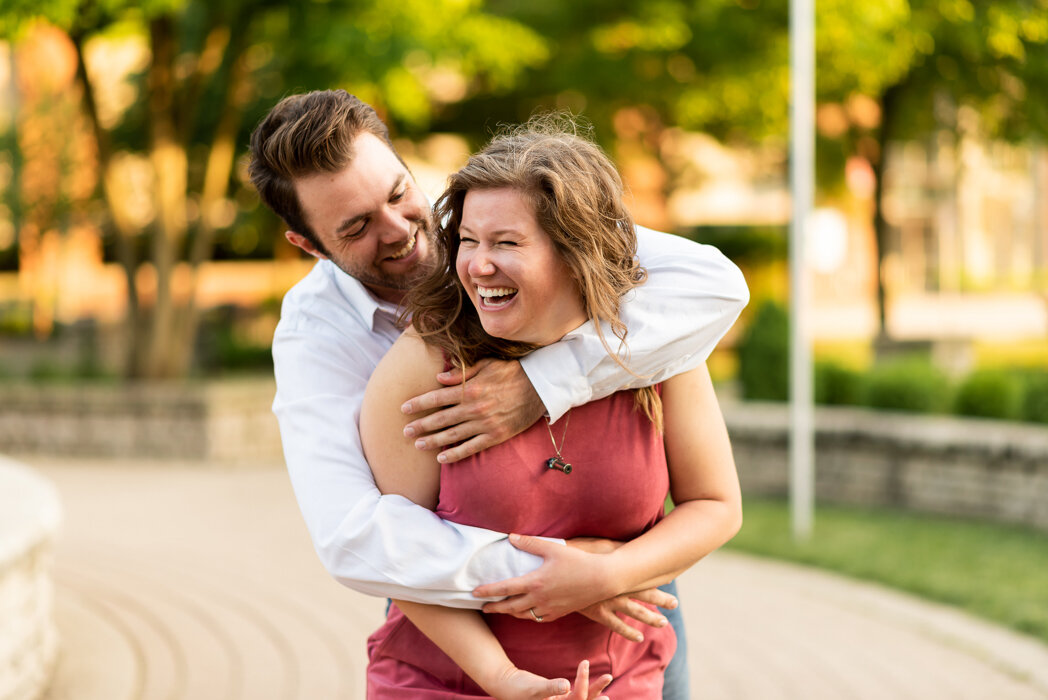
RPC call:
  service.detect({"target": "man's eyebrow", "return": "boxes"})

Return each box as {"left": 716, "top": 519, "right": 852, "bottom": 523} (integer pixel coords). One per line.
{"left": 335, "top": 175, "right": 407, "bottom": 235}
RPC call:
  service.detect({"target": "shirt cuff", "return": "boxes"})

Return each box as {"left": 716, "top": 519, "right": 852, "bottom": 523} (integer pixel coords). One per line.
{"left": 520, "top": 337, "right": 592, "bottom": 423}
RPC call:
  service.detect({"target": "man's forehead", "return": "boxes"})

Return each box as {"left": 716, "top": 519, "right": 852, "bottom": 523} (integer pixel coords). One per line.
{"left": 294, "top": 136, "right": 406, "bottom": 209}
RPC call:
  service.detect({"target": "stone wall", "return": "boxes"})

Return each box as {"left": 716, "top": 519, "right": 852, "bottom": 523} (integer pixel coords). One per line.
{"left": 724, "top": 403, "right": 1048, "bottom": 532}
{"left": 1, "top": 383, "right": 1046, "bottom": 532}
{"left": 0, "top": 379, "right": 282, "bottom": 463}
{"left": 0, "top": 459, "right": 61, "bottom": 700}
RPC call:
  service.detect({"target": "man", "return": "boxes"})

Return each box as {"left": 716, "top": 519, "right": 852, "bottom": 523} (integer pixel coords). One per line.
{"left": 250, "top": 89, "right": 748, "bottom": 698}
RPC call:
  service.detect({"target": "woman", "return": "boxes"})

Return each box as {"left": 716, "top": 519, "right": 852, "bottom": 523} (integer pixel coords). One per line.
{"left": 360, "top": 118, "right": 742, "bottom": 699}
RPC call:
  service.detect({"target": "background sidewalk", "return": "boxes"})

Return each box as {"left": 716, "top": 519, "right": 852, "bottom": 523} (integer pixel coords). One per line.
{"left": 25, "top": 457, "right": 1048, "bottom": 700}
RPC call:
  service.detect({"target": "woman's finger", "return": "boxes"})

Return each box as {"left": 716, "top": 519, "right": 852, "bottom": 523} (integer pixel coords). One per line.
{"left": 572, "top": 660, "right": 590, "bottom": 698}
{"left": 479, "top": 591, "right": 534, "bottom": 613}
{"left": 587, "top": 674, "right": 613, "bottom": 700}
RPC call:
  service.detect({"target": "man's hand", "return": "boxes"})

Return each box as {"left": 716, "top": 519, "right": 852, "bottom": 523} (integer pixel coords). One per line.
{"left": 401, "top": 358, "right": 545, "bottom": 463}
{"left": 577, "top": 588, "right": 675, "bottom": 643}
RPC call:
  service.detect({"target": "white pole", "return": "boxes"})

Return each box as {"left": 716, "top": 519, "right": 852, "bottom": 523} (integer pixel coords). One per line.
{"left": 789, "top": 0, "right": 815, "bottom": 539}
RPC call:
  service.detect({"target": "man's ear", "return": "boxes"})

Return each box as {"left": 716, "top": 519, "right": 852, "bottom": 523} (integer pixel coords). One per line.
{"left": 285, "top": 230, "right": 328, "bottom": 260}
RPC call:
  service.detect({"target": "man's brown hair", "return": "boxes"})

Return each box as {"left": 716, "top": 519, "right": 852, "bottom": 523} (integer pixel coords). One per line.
{"left": 248, "top": 90, "right": 398, "bottom": 252}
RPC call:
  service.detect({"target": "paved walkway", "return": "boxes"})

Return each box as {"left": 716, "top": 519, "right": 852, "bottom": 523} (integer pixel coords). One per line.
{"left": 23, "top": 456, "right": 1048, "bottom": 700}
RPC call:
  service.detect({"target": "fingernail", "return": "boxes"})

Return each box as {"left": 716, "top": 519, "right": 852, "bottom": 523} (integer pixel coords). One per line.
{"left": 403, "top": 426, "right": 416, "bottom": 438}
{"left": 555, "top": 680, "right": 570, "bottom": 694}
{"left": 437, "top": 453, "right": 448, "bottom": 463}
{"left": 657, "top": 617, "right": 667, "bottom": 626}
{"left": 509, "top": 533, "right": 520, "bottom": 543}
{"left": 414, "top": 439, "right": 426, "bottom": 449}
{"left": 437, "top": 371, "right": 451, "bottom": 379}
{"left": 401, "top": 402, "right": 412, "bottom": 413}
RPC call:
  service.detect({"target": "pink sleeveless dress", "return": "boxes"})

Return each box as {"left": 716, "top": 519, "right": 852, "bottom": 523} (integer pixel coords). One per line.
{"left": 366, "top": 389, "right": 676, "bottom": 698}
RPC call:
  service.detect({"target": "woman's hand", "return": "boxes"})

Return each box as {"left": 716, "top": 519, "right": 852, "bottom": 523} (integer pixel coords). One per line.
{"left": 544, "top": 661, "right": 613, "bottom": 700}
{"left": 473, "top": 534, "right": 618, "bottom": 621}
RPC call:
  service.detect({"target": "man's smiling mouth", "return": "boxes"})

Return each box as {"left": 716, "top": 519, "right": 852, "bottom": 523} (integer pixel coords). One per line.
{"left": 388, "top": 233, "right": 417, "bottom": 260}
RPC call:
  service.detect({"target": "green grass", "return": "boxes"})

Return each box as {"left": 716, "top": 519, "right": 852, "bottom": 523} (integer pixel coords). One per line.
{"left": 726, "top": 498, "right": 1048, "bottom": 644}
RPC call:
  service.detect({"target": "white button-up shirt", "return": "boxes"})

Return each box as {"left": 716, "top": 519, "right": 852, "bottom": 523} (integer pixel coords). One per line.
{"left": 272, "top": 226, "right": 748, "bottom": 608}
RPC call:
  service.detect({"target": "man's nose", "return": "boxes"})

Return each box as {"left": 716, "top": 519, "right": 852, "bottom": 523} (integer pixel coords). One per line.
{"left": 377, "top": 207, "right": 411, "bottom": 243}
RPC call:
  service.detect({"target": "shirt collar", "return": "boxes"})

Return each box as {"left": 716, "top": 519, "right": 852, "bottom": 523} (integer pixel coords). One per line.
{"left": 327, "top": 261, "right": 404, "bottom": 331}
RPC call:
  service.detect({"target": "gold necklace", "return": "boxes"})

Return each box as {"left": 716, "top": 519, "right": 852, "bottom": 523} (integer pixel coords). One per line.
{"left": 544, "top": 411, "right": 572, "bottom": 475}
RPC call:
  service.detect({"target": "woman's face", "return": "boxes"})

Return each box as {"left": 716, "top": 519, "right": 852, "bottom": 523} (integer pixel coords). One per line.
{"left": 456, "top": 187, "right": 587, "bottom": 346}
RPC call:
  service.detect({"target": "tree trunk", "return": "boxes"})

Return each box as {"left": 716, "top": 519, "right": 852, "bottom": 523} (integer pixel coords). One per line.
{"left": 872, "top": 82, "right": 903, "bottom": 341}
{"left": 72, "top": 31, "right": 146, "bottom": 377}
{"left": 145, "top": 16, "right": 189, "bottom": 378}
{"left": 170, "top": 25, "right": 252, "bottom": 376}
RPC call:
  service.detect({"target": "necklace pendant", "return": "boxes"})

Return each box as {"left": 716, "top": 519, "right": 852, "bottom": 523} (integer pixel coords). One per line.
{"left": 546, "top": 457, "right": 572, "bottom": 474}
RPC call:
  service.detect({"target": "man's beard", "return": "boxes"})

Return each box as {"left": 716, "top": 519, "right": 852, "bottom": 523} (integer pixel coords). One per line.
{"left": 330, "top": 218, "right": 435, "bottom": 293}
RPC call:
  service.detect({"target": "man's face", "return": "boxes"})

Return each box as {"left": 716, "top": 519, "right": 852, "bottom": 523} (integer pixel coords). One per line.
{"left": 289, "top": 133, "right": 433, "bottom": 303}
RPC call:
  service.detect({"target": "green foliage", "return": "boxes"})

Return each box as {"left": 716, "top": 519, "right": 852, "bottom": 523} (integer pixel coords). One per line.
{"left": 1020, "top": 371, "right": 1048, "bottom": 424}
{"left": 737, "top": 299, "right": 789, "bottom": 402}
{"left": 815, "top": 361, "right": 865, "bottom": 406}
{"left": 683, "top": 226, "right": 787, "bottom": 268}
{"left": 729, "top": 498, "right": 1048, "bottom": 645}
{"left": 0, "top": 303, "right": 33, "bottom": 336}
{"left": 864, "top": 356, "right": 951, "bottom": 413}
{"left": 196, "top": 306, "right": 272, "bottom": 375}
{"left": 954, "top": 369, "right": 1022, "bottom": 420}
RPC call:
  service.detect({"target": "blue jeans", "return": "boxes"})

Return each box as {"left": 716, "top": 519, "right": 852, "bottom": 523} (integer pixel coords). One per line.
{"left": 661, "top": 579, "right": 690, "bottom": 700}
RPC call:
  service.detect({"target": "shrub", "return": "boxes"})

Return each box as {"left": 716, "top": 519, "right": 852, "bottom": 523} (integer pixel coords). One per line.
{"left": 815, "top": 361, "right": 865, "bottom": 406}
{"left": 864, "top": 357, "right": 951, "bottom": 413}
{"left": 954, "top": 370, "right": 1022, "bottom": 420}
{"left": 737, "top": 300, "right": 789, "bottom": 401}
{"left": 1020, "top": 371, "right": 1048, "bottom": 424}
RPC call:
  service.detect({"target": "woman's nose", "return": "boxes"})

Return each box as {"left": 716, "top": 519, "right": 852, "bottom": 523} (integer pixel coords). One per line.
{"left": 468, "top": 248, "right": 496, "bottom": 277}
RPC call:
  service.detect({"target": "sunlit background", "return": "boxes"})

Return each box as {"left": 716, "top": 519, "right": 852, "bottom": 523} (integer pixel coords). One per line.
{"left": 1, "top": 1, "right": 1047, "bottom": 699}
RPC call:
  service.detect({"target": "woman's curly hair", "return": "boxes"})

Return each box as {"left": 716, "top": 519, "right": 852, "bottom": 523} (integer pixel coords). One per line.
{"left": 405, "top": 115, "right": 662, "bottom": 429}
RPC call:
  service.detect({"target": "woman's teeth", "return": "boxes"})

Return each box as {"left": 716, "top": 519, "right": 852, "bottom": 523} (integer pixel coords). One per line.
{"left": 477, "top": 286, "right": 518, "bottom": 306}
{"left": 477, "top": 287, "right": 517, "bottom": 298}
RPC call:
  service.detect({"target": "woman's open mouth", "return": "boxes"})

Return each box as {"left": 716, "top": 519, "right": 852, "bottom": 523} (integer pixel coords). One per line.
{"left": 476, "top": 285, "right": 518, "bottom": 309}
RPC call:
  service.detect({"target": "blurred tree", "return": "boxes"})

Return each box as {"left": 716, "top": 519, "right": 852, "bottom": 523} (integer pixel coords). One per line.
{"left": 2, "top": 0, "right": 545, "bottom": 378}
{"left": 457, "top": 0, "right": 1047, "bottom": 338}
{"left": 838, "top": 0, "right": 1048, "bottom": 339}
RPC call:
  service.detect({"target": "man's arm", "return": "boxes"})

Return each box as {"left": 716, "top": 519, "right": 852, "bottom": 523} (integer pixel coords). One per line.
{"left": 403, "top": 231, "right": 747, "bottom": 458}
{"left": 273, "top": 317, "right": 544, "bottom": 608}
{"left": 521, "top": 227, "right": 748, "bottom": 422}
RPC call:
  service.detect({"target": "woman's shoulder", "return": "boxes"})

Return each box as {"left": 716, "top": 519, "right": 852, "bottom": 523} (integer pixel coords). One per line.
{"left": 368, "top": 328, "right": 445, "bottom": 399}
